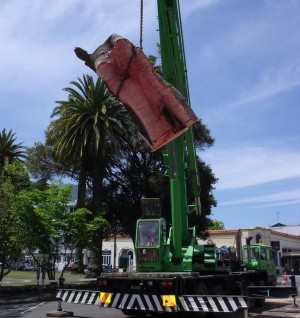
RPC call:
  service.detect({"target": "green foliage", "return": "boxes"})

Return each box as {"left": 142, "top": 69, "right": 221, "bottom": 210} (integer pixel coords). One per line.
{"left": 105, "top": 123, "right": 165, "bottom": 240}
{"left": 106, "top": 119, "right": 218, "bottom": 241}
{"left": 1, "top": 161, "right": 31, "bottom": 192}
{"left": 48, "top": 74, "right": 128, "bottom": 160}
{"left": 15, "top": 181, "right": 73, "bottom": 279}
{"left": 0, "top": 129, "right": 26, "bottom": 169}
{"left": 26, "top": 142, "right": 60, "bottom": 185}
{"left": 208, "top": 219, "right": 225, "bottom": 230}
{"left": 0, "top": 162, "right": 31, "bottom": 282}
{"left": 16, "top": 69, "right": 218, "bottom": 274}
{"left": 188, "top": 157, "right": 218, "bottom": 239}
{"left": 45, "top": 74, "right": 130, "bottom": 273}
{"left": 64, "top": 207, "right": 109, "bottom": 251}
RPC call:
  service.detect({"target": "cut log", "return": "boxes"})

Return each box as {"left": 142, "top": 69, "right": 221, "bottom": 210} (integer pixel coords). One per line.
{"left": 75, "top": 34, "right": 198, "bottom": 152}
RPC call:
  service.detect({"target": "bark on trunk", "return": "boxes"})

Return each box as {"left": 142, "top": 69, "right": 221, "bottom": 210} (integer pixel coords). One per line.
{"left": 75, "top": 34, "right": 198, "bottom": 152}
{"left": 91, "top": 151, "right": 104, "bottom": 275}
{"left": 75, "top": 164, "right": 87, "bottom": 273}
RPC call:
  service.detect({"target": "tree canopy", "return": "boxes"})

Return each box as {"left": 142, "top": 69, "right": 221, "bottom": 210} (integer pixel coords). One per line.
{"left": 0, "top": 129, "right": 26, "bottom": 175}
{"left": 24, "top": 72, "right": 218, "bottom": 272}
{"left": 45, "top": 74, "right": 128, "bottom": 273}
{"left": 26, "top": 73, "right": 218, "bottom": 242}
{"left": 0, "top": 160, "right": 103, "bottom": 282}
{"left": 105, "top": 120, "right": 217, "bottom": 240}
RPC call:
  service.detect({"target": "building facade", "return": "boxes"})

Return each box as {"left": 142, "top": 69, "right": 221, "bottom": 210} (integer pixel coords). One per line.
{"left": 207, "top": 226, "right": 300, "bottom": 274}
{"left": 54, "top": 186, "right": 300, "bottom": 274}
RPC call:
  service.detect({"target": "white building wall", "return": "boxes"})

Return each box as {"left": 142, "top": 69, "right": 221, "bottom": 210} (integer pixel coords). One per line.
{"left": 102, "top": 236, "right": 135, "bottom": 270}
{"left": 207, "top": 227, "right": 300, "bottom": 274}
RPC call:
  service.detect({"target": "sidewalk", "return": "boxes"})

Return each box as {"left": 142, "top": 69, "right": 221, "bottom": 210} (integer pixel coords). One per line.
{"left": 249, "top": 298, "right": 300, "bottom": 318}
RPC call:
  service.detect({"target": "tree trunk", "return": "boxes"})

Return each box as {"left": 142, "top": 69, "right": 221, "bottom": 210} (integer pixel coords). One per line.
{"left": 75, "top": 166, "right": 87, "bottom": 273}
{"left": 77, "top": 162, "right": 87, "bottom": 208}
{"left": 91, "top": 151, "right": 105, "bottom": 276}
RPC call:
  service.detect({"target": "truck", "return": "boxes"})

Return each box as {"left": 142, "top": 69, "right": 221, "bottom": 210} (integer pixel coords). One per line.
{"left": 216, "top": 232, "right": 277, "bottom": 286}
{"left": 58, "top": 0, "right": 298, "bottom": 316}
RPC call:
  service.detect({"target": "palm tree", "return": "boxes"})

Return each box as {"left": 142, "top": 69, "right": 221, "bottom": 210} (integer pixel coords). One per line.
{"left": 0, "top": 129, "right": 26, "bottom": 174}
{"left": 48, "top": 74, "right": 129, "bottom": 272}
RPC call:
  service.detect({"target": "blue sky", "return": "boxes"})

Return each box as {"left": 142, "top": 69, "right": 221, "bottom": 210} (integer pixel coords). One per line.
{"left": 0, "top": 0, "right": 299, "bottom": 230}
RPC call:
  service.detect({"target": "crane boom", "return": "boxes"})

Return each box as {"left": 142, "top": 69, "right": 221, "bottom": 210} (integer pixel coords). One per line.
{"left": 74, "top": 0, "right": 204, "bottom": 270}
{"left": 158, "top": 0, "right": 201, "bottom": 264}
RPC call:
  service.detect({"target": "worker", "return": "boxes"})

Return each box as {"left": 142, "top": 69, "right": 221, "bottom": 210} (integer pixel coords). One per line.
{"left": 147, "top": 229, "right": 158, "bottom": 246}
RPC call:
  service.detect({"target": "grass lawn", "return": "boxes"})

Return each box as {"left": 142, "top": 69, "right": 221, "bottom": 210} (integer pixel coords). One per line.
{"left": 2, "top": 270, "right": 87, "bottom": 286}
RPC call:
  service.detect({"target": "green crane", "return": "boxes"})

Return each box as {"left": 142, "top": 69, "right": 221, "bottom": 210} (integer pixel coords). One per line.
{"left": 69, "top": 1, "right": 297, "bottom": 316}
{"left": 134, "top": 0, "right": 216, "bottom": 273}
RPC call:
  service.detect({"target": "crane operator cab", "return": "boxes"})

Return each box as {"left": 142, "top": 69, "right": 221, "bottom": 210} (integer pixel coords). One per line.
{"left": 137, "top": 221, "right": 159, "bottom": 247}
{"left": 135, "top": 198, "right": 167, "bottom": 272}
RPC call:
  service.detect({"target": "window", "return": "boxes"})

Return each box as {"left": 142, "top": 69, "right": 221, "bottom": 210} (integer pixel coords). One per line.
{"left": 243, "top": 247, "right": 259, "bottom": 259}
{"left": 256, "top": 234, "right": 262, "bottom": 243}
{"left": 137, "top": 220, "right": 159, "bottom": 247}
{"left": 266, "top": 248, "right": 271, "bottom": 261}
{"left": 102, "top": 250, "right": 111, "bottom": 265}
{"left": 260, "top": 248, "right": 266, "bottom": 260}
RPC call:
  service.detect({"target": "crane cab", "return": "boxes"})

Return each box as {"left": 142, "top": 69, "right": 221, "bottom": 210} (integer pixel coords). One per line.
{"left": 135, "top": 198, "right": 166, "bottom": 271}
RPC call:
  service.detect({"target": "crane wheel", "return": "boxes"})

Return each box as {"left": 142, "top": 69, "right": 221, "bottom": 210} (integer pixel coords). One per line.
{"left": 196, "top": 282, "right": 208, "bottom": 295}
{"left": 195, "top": 282, "right": 209, "bottom": 317}
{"left": 248, "top": 281, "right": 256, "bottom": 308}
{"left": 255, "top": 279, "right": 266, "bottom": 306}
{"left": 210, "top": 285, "right": 225, "bottom": 296}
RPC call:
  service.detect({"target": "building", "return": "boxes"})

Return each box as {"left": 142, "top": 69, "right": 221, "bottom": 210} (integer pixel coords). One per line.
{"left": 207, "top": 225, "right": 300, "bottom": 274}
{"left": 56, "top": 185, "right": 300, "bottom": 274}
{"left": 58, "top": 225, "right": 300, "bottom": 273}
{"left": 102, "top": 226, "right": 300, "bottom": 274}
{"left": 269, "top": 224, "right": 300, "bottom": 275}
{"left": 102, "top": 235, "right": 134, "bottom": 271}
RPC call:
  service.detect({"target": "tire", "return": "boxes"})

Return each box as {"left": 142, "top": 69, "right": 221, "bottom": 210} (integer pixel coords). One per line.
{"left": 210, "top": 285, "right": 225, "bottom": 296}
{"left": 196, "top": 282, "right": 208, "bottom": 295}
{"left": 248, "top": 281, "right": 256, "bottom": 309}
{"left": 255, "top": 279, "right": 266, "bottom": 306}
{"left": 193, "top": 282, "right": 209, "bottom": 317}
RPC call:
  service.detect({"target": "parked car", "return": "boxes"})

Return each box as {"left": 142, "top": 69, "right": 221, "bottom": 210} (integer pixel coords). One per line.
{"left": 102, "top": 264, "right": 113, "bottom": 273}
{"left": 17, "top": 262, "right": 38, "bottom": 271}
{"left": 65, "top": 260, "right": 87, "bottom": 273}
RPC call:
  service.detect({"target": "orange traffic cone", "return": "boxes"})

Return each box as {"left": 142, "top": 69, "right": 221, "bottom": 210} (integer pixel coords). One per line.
{"left": 282, "top": 271, "right": 288, "bottom": 285}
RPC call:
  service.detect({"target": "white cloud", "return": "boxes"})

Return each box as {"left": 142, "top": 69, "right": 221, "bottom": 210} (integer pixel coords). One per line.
{"left": 0, "top": 0, "right": 157, "bottom": 145}
{"left": 180, "top": 0, "right": 220, "bottom": 18}
{"left": 219, "top": 189, "right": 300, "bottom": 208}
{"left": 218, "top": 61, "right": 300, "bottom": 115}
{"left": 193, "top": 0, "right": 300, "bottom": 121}
{"left": 200, "top": 57, "right": 300, "bottom": 124}
{"left": 202, "top": 146, "right": 300, "bottom": 190}
{"left": 0, "top": 0, "right": 157, "bottom": 90}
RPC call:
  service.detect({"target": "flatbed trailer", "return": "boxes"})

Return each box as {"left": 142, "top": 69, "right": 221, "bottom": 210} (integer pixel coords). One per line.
{"left": 56, "top": 272, "right": 297, "bottom": 316}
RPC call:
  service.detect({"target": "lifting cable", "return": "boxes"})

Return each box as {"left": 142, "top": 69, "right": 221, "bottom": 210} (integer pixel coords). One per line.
{"left": 139, "top": 0, "right": 144, "bottom": 50}
{"left": 116, "top": 0, "right": 143, "bottom": 98}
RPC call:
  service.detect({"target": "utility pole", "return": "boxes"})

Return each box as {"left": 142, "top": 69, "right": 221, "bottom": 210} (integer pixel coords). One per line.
{"left": 276, "top": 211, "right": 281, "bottom": 222}
{"left": 113, "top": 214, "right": 117, "bottom": 271}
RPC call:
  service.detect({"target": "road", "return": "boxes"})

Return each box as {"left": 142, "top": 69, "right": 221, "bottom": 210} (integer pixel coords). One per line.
{"left": 1, "top": 297, "right": 299, "bottom": 318}
{"left": 0, "top": 276, "right": 299, "bottom": 318}
{"left": 1, "top": 300, "right": 300, "bottom": 318}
